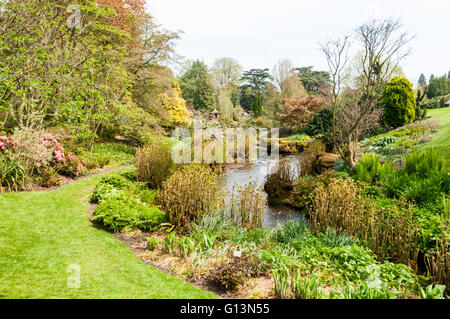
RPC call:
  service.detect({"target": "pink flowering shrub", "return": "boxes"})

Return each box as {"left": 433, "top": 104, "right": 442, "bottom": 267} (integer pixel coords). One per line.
{"left": 58, "top": 150, "right": 85, "bottom": 178}
{"left": 0, "top": 136, "right": 18, "bottom": 151}
{"left": 9, "top": 127, "right": 85, "bottom": 177}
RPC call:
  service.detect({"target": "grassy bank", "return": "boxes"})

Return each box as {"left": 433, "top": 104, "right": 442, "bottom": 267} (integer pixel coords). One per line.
{"left": 0, "top": 168, "right": 215, "bottom": 299}
{"left": 425, "top": 107, "right": 450, "bottom": 169}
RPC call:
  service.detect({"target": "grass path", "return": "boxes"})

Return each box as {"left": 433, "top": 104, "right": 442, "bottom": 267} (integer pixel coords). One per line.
{"left": 425, "top": 107, "right": 450, "bottom": 169}
{"left": 0, "top": 168, "right": 215, "bottom": 299}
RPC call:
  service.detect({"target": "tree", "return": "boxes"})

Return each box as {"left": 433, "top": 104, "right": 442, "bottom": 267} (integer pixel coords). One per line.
{"left": 272, "top": 59, "right": 305, "bottom": 99}
{"left": 251, "top": 95, "right": 263, "bottom": 117}
{"left": 322, "top": 18, "right": 413, "bottom": 166}
{"left": 278, "top": 95, "right": 327, "bottom": 132}
{"left": 179, "top": 61, "right": 216, "bottom": 110}
{"left": 415, "top": 89, "right": 427, "bottom": 121}
{"left": 427, "top": 74, "right": 450, "bottom": 99}
{"left": 418, "top": 73, "right": 427, "bottom": 87}
{"left": 0, "top": 0, "right": 130, "bottom": 144}
{"left": 296, "top": 66, "right": 330, "bottom": 95}
{"left": 239, "top": 68, "right": 271, "bottom": 111}
{"left": 159, "top": 81, "right": 191, "bottom": 127}
{"left": 211, "top": 57, "right": 243, "bottom": 92}
{"left": 97, "top": 0, "right": 148, "bottom": 34}
{"left": 382, "top": 77, "right": 416, "bottom": 128}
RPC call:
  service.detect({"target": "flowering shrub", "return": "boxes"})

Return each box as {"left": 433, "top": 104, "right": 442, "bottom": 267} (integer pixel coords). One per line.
{"left": 0, "top": 136, "right": 18, "bottom": 151}
{"left": 57, "top": 151, "right": 85, "bottom": 178}
{"left": 3, "top": 128, "right": 85, "bottom": 180}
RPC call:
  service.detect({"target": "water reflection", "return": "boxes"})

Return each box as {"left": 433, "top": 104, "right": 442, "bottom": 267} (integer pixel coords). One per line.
{"left": 221, "top": 152, "right": 305, "bottom": 228}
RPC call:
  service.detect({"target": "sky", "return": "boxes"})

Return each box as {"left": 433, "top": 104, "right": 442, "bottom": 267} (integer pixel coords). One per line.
{"left": 146, "top": 0, "right": 449, "bottom": 85}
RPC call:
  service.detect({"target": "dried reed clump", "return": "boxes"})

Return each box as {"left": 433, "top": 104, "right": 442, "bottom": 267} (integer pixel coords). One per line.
{"left": 224, "top": 182, "right": 267, "bottom": 230}
{"left": 263, "top": 158, "right": 295, "bottom": 205}
{"left": 135, "top": 141, "right": 175, "bottom": 189}
{"left": 309, "top": 178, "right": 421, "bottom": 268}
{"left": 425, "top": 228, "right": 450, "bottom": 294}
{"left": 300, "top": 140, "right": 326, "bottom": 176}
{"left": 157, "top": 164, "right": 223, "bottom": 230}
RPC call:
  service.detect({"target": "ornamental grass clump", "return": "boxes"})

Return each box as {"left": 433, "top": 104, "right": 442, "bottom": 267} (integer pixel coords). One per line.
{"left": 225, "top": 182, "right": 266, "bottom": 230}
{"left": 264, "top": 158, "right": 295, "bottom": 205}
{"left": 135, "top": 141, "right": 176, "bottom": 189}
{"left": 157, "top": 164, "right": 223, "bottom": 229}
{"left": 309, "top": 178, "right": 421, "bottom": 268}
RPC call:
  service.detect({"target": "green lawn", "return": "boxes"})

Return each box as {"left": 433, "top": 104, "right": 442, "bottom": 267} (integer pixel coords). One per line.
{"left": 0, "top": 168, "right": 215, "bottom": 299}
{"left": 425, "top": 107, "right": 450, "bottom": 170}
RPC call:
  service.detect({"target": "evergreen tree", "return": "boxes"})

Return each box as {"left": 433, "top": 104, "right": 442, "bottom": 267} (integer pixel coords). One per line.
{"left": 427, "top": 74, "right": 450, "bottom": 99}
{"left": 239, "top": 69, "right": 270, "bottom": 111}
{"left": 179, "top": 61, "right": 216, "bottom": 110}
{"left": 251, "top": 95, "right": 263, "bottom": 117}
{"left": 418, "top": 73, "right": 427, "bottom": 87}
{"left": 382, "top": 77, "right": 416, "bottom": 128}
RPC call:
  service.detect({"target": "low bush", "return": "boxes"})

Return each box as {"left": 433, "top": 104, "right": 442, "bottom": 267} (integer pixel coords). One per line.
{"left": 135, "top": 141, "right": 176, "bottom": 189}
{"left": 90, "top": 175, "right": 131, "bottom": 203}
{"left": 157, "top": 164, "right": 223, "bottom": 229}
{"left": 93, "top": 198, "right": 166, "bottom": 232}
{"left": 207, "top": 254, "right": 265, "bottom": 291}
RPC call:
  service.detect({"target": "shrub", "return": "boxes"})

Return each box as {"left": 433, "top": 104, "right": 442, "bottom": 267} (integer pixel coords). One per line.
{"left": 90, "top": 175, "right": 130, "bottom": 203}
{"left": 135, "top": 141, "right": 176, "bottom": 189}
{"left": 93, "top": 198, "right": 166, "bottom": 232}
{"left": 57, "top": 151, "right": 85, "bottom": 177}
{"left": 91, "top": 183, "right": 124, "bottom": 203}
{"left": 305, "top": 107, "right": 332, "bottom": 139}
{"left": 157, "top": 164, "right": 222, "bottom": 229}
{"left": 381, "top": 77, "right": 416, "bottom": 128}
{"left": 207, "top": 254, "right": 265, "bottom": 291}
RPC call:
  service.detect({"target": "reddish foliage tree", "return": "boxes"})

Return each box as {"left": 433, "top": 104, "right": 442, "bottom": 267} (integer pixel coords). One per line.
{"left": 97, "top": 0, "right": 149, "bottom": 34}
{"left": 278, "top": 95, "right": 327, "bottom": 132}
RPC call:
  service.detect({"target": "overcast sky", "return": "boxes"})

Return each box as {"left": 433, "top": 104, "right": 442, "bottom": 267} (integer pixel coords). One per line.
{"left": 147, "top": 0, "right": 449, "bottom": 85}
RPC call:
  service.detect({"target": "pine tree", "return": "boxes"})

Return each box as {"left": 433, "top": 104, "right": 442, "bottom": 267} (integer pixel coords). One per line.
{"left": 418, "top": 73, "right": 427, "bottom": 87}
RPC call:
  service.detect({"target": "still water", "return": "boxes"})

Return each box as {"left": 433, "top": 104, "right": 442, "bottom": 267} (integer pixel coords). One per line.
{"left": 221, "top": 150, "right": 305, "bottom": 228}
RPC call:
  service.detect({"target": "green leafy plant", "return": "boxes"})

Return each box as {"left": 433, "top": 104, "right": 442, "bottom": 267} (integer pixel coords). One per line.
{"left": 419, "top": 284, "right": 446, "bottom": 299}
{"left": 292, "top": 273, "right": 325, "bottom": 299}
{"left": 272, "top": 267, "right": 290, "bottom": 299}
{"left": 93, "top": 198, "right": 166, "bottom": 232}
{"left": 163, "top": 232, "right": 177, "bottom": 254}
{"left": 179, "top": 237, "right": 195, "bottom": 258}
{"left": 146, "top": 237, "right": 160, "bottom": 251}
{"left": 0, "top": 152, "right": 31, "bottom": 191}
